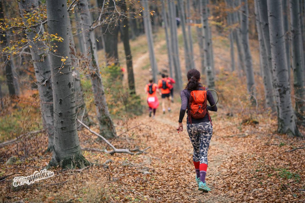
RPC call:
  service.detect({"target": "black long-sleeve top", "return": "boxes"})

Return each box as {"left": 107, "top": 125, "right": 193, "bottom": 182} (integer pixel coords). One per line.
{"left": 178, "top": 86, "right": 217, "bottom": 124}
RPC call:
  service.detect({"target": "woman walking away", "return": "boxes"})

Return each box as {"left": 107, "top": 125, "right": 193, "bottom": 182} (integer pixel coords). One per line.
{"left": 145, "top": 79, "right": 160, "bottom": 118}
{"left": 177, "top": 69, "right": 217, "bottom": 192}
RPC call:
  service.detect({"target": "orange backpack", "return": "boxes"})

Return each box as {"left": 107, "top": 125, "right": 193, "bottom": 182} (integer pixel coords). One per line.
{"left": 188, "top": 88, "right": 207, "bottom": 119}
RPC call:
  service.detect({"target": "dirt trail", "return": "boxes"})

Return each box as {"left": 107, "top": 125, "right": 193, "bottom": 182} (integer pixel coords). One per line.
{"left": 130, "top": 38, "right": 238, "bottom": 201}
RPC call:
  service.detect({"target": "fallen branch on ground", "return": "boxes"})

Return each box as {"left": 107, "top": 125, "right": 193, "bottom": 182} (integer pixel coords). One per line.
{"left": 286, "top": 146, "right": 305, "bottom": 152}
{"left": 0, "top": 130, "right": 44, "bottom": 148}
{"left": 78, "top": 119, "right": 149, "bottom": 155}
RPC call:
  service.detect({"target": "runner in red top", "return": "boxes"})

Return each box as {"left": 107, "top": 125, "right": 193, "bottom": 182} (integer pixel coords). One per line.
{"left": 158, "top": 74, "right": 171, "bottom": 114}
{"left": 166, "top": 75, "right": 176, "bottom": 103}
{"left": 145, "top": 79, "right": 160, "bottom": 118}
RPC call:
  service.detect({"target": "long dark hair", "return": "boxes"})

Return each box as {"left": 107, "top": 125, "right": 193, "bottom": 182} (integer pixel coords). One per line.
{"left": 185, "top": 69, "right": 201, "bottom": 91}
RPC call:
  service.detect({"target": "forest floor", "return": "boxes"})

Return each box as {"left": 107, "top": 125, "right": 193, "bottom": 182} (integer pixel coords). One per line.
{"left": 0, "top": 29, "right": 305, "bottom": 202}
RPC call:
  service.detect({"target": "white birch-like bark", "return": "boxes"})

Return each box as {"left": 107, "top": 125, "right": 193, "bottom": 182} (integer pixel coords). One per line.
{"left": 142, "top": 0, "right": 158, "bottom": 83}
{"left": 162, "top": 0, "right": 174, "bottom": 78}
{"left": 289, "top": 0, "right": 305, "bottom": 112}
{"left": 18, "top": 0, "right": 54, "bottom": 150}
{"left": 78, "top": 0, "right": 116, "bottom": 139}
{"left": 254, "top": 0, "right": 275, "bottom": 111}
{"left": 240, "top": 0, "right": 256, "bottom": 105}
{"left": 267, "top": 0, "right": 301, "bottom": 136}
{"left": 46, "top": 0, "right": 88, "bottom": 167}
{"left": 168, "top": 0, "right": 182, "bottom": 90}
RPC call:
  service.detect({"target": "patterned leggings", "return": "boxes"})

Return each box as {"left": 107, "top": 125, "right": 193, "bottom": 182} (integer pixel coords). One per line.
{"left": 187, "top": 122, "right": 213, "bottom": 164}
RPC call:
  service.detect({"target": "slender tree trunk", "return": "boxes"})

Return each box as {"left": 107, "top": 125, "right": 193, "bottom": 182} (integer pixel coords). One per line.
{"left": 267, "top": 0, "right": 301, "bottom": 136}
{"left": 0, "top": 2, "right": 18, "bottom": 99}
{"left": 290, "top": 0, "right": 305, "bottom": 113}
{"left": 0, "top": 80, "right": 3, "bottom": 110}
{"left": 178, "top": 0, "right": 193, "bottom": 71}
{"left": 67, "top": 11, "right": 91, "bottom": 127}
{"left": 282, "top": 0, "right": 291, "bottom": 81}
{"left": 119, "top": 0, "right": 136, "bottom": 94}
{"left": 186, "top": 0, "right": 195, "bottom": 70}
{"left": 234, "top": 0, "right": 246, "bottom": 74}
{"left": 193, "top": 0, "right": 205, "bottom": 74}
{"left": 142, "top": 0, "right": 158, "bottom": 83}
{"left": 99, "top": 0, "right": 119, "bottom": 65}
{"left": 201, "top": 0, "right": 215, "bottom": 91}
{"left": 257, "top": 0, "right": 278, "bottom": 114}
{"left": 226, "top": 0, "right": 235, "bottom": 71}
{"left": 168, "top": 0, "right": 182, "bottom": 90}
{"left": 19, "top": 0, "right": 54, "bottom": 150}
{"left": 74, "top": 10, "right": 84, "bottom": 54}
{"left": 78, "top": 0, "right": 117, "bottom": 139}
{"left": 46, "top": 0, "right": 89, "bottom": 168}
{"left": 162, "top": 0, "right": 174, "bottom": 78}
{"left": 254, "top": 0, "right": 275, "bottom": 111}
{"left": 240, "top": 0, "right": 256, "bottom": 105}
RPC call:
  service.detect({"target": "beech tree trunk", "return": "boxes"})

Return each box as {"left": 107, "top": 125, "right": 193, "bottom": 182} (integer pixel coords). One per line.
{"left": 193, "top": 0, "right": 205, "bottom": 74}
{"left": 67, "top": 11, "right": 91, "bottom": 127}
{"left": 119, "top": 0, "right": 136, "bottom": 94}
{"left": 46, "top": 0, "right": 89, "bottom": 168}
{"left": 254, "top": 0, "right": 275, "bottom": 111}
{"left": 19, "top": 0, "right": 54, "bottom": 150}
{"left": 0, "top": 1, "right": 19, "bottom": 98}
{"left": 142, "top": 0, "right": 158, "bottom": 82}
{"left": 168, "top": 0, "right": 182, "bottom": 90}
{"left": 162, "top": 0, "right": 174, "bottom": 78}
{"left": 289, "top": 0, "right": 305, "bottom": 113}
{"left": 257, "top": 0, "right": 278, "bottom": 113}
{"left": 240, "top": 0, "right": 256, "bottom": 105}
{"left": 201, "top": 0, "right": 215, "bottom": 91}
{"left": 78, "top": 0, "right": 117, "bottom": 139}
{"left": 74, "top": 10, "right": 85, "bottom": 54}
{"left": 186, "top": 0, "right": 195, "bottom": 70}
{"left": 282, "top": 0, "right": 290, "bottom": 81}
{"left": 234, "top": 0, "right": 246, "bottom": 74}
{"left": 99, "top": 0, "right": 119, "bottom": 65}
{"left": 226, "top": 0, "right": 235, "bottom": 71}
{"left": 267, "top": 0, "right": 301, "bottom": 136}
{"left": 178, "top": 0, "right": 193, "bottom": 71}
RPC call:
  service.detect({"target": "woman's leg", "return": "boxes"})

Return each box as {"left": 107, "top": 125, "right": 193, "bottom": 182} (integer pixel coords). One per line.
{"left": 187, "top": 124, "right": 201, "bottom": 179}
{"left": 198, "top": 122, "right": 213, "bottom": 183}
{"left": 153, "top": 108, "right": 156, "bottom": 116}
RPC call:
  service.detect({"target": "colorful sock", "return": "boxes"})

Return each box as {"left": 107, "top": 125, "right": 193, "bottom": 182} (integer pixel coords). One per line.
{"left": 193, "top": 161, "right": 200, "bottom": 178}
{"left": 199, "top": 163, "right": 208, "bottom": 183}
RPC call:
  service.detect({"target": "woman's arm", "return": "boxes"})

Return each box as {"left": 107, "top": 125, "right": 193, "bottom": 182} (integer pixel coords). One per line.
{"left": 178, "top": 91, "right": 188, "bottom": 123}
{"left": 207, "top": 91, "right": 217, "bottom": 112}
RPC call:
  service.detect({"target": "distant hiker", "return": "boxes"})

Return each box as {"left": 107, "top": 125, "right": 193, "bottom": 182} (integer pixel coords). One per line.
{"left": 158, "top": 74, "right": 171, "bottom": 114}
{"left": 166, "top": 75, "right": 175, "bottom": 103}
{"left": 145, "top": 79, "right": 160, "bottom": 118}
{"left": 177, "top": 69, "right": 217, "bottom": 192}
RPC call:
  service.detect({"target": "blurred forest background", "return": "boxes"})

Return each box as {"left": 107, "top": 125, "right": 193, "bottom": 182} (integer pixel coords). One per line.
{"left": 0, "top": 0, "right": 304, "bottom": 202}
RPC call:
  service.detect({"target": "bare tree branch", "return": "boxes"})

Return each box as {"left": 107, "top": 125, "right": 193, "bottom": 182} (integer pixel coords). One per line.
{"left": 78, "top": 119, "right": 133, "bottom": 155}
{"left": 67, "top": 0, "right": 78, "bottom": 12}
